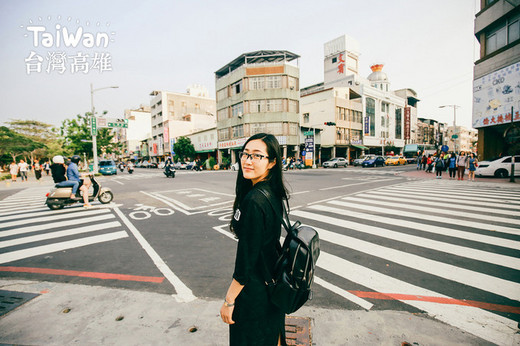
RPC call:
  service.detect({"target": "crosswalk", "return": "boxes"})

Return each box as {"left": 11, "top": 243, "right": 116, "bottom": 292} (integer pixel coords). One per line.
{"left": 0, "top": 187, "right": 128, "bottom": 265}
{"left": 287, "top": 180, "right": 520, "bottom": 345}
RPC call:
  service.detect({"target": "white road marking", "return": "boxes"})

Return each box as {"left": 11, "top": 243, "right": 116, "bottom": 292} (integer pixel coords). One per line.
{"left": 0, "top": 209, "right": 111, "bottom": 229}
{"left": 113, "top": 207, "right": 196, "bottom": 303}
{"left": 0, "top": 221, "right": 122, "bottom": 248}
{"left": 0, "top": 231, "right": 128, "bottom": 264}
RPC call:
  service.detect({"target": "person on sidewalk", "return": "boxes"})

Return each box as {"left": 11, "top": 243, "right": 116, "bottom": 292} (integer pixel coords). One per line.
{"left": 220, "top": 133, "right": 288, "bottom": 346}
{"left": 416, "top": 154, "right": 422, "bottom": 170}
{"left": 33, "top": 159, "right": 42, "bottom": 181}
{"left": 18, "top": 159, "right": 29, "bottom": 182}
{"left": 448, "top": 153, "right": 457, "bottom": 179}
{"left": 9, "top": 161, "right": 18, "bottom": 182}
{"left": 67, "top": 155, "right": 92, "bottom": 208}
{"left": 468, "top": 153, "right": 478, "bottom": 181}
{"left": 456, "top": 151, "right": 468, "bottom": 180}
{"left": 44, "top": 160, "right": 51, "bottom": 176}
{"left": 425, "top": 155, "right": 433, "bottom": 173}
{"left": 421, "top": 155, "right": 427, "bottom": 170}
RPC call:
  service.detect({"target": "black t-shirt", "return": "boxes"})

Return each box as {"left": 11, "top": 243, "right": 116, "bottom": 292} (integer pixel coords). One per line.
{"left": 51, "top": 163, "right": 66, "bottom": 183}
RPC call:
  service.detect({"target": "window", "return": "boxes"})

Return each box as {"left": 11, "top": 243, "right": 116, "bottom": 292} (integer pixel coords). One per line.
{"left": 250, "top": 100, "right": 263, "bottom": 113}
{"left": 218, "top": 128, "right": 230, "bottom": 141}
{"left": 395, "top": 108, "right": 402, "bottom": 139}
{"left": 289, "top": 100, "right": 298, "bottom": 113}
{"left": 288, "top": 76, "right": 298, "bottom": 90}
{"left": 366, "top": 98, "right": 375, "bottom": 136}
{"left": 250, "top": 123, "right": 266, "bottom": 135}
{"left": 265, "top": 99, "right": 282, "bottom": 112}
{"left": 232, "top": 103, "right": 243, "bottom": 117}
{"left": 485, "top": 14, "right": 520, "bottom": 55}
{"left": 332, "top": 57, "right": 337, "bottom": 63}
{"left": 217, "top": 88, "right": 228, "bottom": 101}
{"left": 289, "top": 123, "right": 298, "bottom": 136}
{"left": 232, "top": 80, "right": 243, "bottom": 95}
{"left": 303, "top": 113, "right": 309, "bottom": 124}
{"left": 217, "top": 108, "right": 228, "bottom": 121}
{"left": 249, "top": 77, "right": 265, "bottom": 90}
{"left": 266, "top": 76, "right": 282, "bottom": 89}
{"left": 232, "top": 125, "right": 244, "bottom": 138}
{"left": 265, "top": 122, "right": 283, "bottom": 135}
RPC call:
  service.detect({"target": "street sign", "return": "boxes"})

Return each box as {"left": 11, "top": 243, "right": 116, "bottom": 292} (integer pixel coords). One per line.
{"left": 95, "top": 117, "right": 128, "bottom": 128}
{"left": 90, "top": 117, "right": 97, "bottom": 136}
{"left": 301, "top": 150, "right": 306, "bottom": 156}
{"left": 303, "top": 131, "right": 313, "bottom": 136}
{"left": 451, "top": 134, "right": 458, "bottom": 139}
{"left": 441, "top": 145, "right": 449, "bottom": 152}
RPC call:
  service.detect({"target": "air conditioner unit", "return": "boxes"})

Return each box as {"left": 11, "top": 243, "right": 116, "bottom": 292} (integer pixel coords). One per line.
{"left": 238, "top": 112, "right": 243, "bottom": 118}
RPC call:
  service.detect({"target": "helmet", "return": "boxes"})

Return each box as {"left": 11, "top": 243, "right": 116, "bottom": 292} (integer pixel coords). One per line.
{"left": 71, "top": 155, "right": 81, "bottom": 164}
{"left": 52, "top": 155, "right": 64, "bottom": 164}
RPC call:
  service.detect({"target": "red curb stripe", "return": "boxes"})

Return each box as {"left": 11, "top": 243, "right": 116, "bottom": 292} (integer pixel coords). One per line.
{"left": 0, "top": 266, "right": 165, "bottom": 283}
{"left": 349, "top": 290, "right": 520, "bottom": 314}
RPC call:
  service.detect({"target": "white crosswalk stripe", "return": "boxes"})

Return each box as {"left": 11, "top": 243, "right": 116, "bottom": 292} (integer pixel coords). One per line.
{"left": 285, "top": 180, "right": 520, "bottom": 345}
{"left": 0, "top": 187, "right": 129, "bottom": 264}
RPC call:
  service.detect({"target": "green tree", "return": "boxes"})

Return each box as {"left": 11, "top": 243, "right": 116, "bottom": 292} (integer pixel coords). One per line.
{"left": 61, "top": 112, "right": 120, "bottom": 158}
{"left": 0, "top": 126, "right": 45, "bottom": 163}
{"left": 173, "top": 136, "right": 196, "bottom": 161}
{"left": 6, "top": 119, "right": 59, "bottom": 161}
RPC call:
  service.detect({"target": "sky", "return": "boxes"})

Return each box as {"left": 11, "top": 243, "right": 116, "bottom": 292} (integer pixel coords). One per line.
{"left": 0, "top": 0, "right": 479, "bottom": 130}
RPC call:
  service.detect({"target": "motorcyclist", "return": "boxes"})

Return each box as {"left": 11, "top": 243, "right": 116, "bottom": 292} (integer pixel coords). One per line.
{"left": 67, "top": 155, "right": 92, "bottom": 207}
{"left": 50, "top": 155, "right": 79, "bottom": 197}
{"left": 165, "top": 158, "right": 174, "bottom": 175}
{"left": 127, "top": 161, "right": 134, "bottom": 172}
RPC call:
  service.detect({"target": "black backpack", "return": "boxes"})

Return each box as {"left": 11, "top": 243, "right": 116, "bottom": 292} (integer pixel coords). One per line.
{"left": 258, "top": 188, "right": 320, "bottom": 314}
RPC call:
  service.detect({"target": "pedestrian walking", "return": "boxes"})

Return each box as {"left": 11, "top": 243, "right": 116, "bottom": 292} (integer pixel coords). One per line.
{"left": 434, "top": 155, "right": 445, "bottom": 179}
{"left": 220, "top": 133, "right": 288, "bottom": 346}
{"left": 448, "top": 153, "right": 457, "bottom": 179}
{"left": 416, "top": 155, "right": 422, "bottom": 170}
{"left": 44, "top": 160, "right": 51, "bottom": 175}
{"left": 33, "top": 159, "right": 42, "bottom": 181}
{"left": 425, "top": 155, "right": 433, "bottom": 173}
{"left": 18, "top": 159, "right": 29, "bottom": 182}
{"left": 9, "top": 161, "right": 18, "bottom": 182}
{"left": 421, "top": 155, "right": 427, "bottom": 170}
{"left": 468, "top": 153, "right": 478, "bottom": 181}
{"left": 456, "top": 151, "right": 468, "bottom": 180}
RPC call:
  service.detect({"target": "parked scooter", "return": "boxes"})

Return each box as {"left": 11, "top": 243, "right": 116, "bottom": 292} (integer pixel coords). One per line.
{"left": 45, "top": 173, "right": 113, "bottom": 210}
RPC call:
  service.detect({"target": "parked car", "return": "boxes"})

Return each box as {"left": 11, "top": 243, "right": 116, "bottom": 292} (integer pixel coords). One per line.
{"left": 352, "top": 156, "right": 371, "bottom": 166}
{"left": 385, "top": 156, "right": 407, "bottom": 166}
{"left": 476, "top": 155, "right": 520, "bottom": 178}
{"left": 99, "top": 160, "right": 117, "bottom": 175}
{"left": 323, "top": 157, "right": 348, "bottom": 168}
{"left": 362, "top": 156, "right": 385, "bottom": 168}
{"left": 174, "top": 162, "right": 187, "bottom": 170}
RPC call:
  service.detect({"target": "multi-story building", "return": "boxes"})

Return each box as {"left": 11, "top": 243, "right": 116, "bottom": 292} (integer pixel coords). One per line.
{"left": 300, "top": 35, "right": 418, "bottom": 162}
{"left": 149, "top": 85, "right": 216, "bottom": 160}
{"left": 118, "top": 105, "right": 152, "bottom": 160}
{"left": 416, "top": 118, "right": 449, "bottom": 148}
{"left": 446, "top": 126, "right": 479, "bottom": 153}
{"left": 473, "top": 0, "right": 520, "bottom": 160}
{"left": 215, "top": 50, "right": 300, "bottom": 164}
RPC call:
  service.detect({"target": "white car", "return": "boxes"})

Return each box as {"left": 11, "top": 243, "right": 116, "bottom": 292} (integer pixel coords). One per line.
{"left": 231, "top": 162, "right": 239, "bottom": 171}
{"left": 476, "top": 155, "right": 520, "bottom": 178}
{"left": 322, "top": 157, "right": 348, "bottom": 168}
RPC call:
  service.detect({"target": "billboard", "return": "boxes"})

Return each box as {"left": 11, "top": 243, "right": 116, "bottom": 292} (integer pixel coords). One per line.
{"left": 473, "top": 62, "right": 520, "bottom": 128}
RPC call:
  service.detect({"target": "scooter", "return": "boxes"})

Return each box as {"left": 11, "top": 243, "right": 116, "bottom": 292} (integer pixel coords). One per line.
{"left": 164, "top": 165, "right": 176, "bottom": 178}
{"left": 45, "top": 174, "right": 113, "bottom": 210}
{"left": 127, "top": 164, "right": 134, "bottom": 174}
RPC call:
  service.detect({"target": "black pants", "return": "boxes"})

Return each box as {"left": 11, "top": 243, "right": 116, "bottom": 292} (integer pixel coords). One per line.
{"left": 449, "top": 168, "right": 456, "bottom": 178}
{"left": 436, "top": 169, "right": 443, "bottom": 177}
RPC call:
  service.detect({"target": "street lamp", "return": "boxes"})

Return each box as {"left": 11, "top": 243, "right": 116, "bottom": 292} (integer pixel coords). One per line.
{"left": 91, "top": 83, "right": 118, "bottom": 173}
{"left": 439, "top": 105, "right": 460, "bottom": 152}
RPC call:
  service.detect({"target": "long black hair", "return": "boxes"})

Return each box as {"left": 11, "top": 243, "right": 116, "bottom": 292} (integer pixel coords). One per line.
{"left": 230, "top": 133, "right": 290, "bottom": 231}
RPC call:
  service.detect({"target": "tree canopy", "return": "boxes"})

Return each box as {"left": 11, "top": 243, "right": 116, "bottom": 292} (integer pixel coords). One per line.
{"left": 173, "top": 136, "right": 196, "bottom": 161}
{"left": 0, "top": 126, "right": 45, "bottom": 162}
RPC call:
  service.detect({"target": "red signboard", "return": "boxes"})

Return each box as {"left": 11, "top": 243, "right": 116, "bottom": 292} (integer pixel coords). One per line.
{"left": 404, "top": 107, "right": 411, "bottom": 140}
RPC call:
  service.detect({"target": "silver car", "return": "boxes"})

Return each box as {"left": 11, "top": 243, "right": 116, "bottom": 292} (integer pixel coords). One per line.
{"left": 323, "top": 157, "right": 348, "bottom": 168}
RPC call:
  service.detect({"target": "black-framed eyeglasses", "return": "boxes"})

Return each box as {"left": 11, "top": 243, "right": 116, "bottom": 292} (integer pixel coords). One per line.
{"left": 239, "top": 152, "right": 269, "bottom": 162}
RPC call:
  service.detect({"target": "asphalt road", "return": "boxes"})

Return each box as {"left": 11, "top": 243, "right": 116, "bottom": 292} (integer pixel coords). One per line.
{"left": 1, "top": 164, "right": 519, "bottom": 343}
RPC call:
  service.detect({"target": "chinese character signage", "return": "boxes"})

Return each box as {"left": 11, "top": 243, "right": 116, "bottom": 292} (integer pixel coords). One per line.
{"left": 404, "top": 107, "right": 411, "bottom": 140}
{"left": 21, "top": 16, "right": 115, "bottom": 75}
{"left": 473, "top": 62, "right": 520, "bottom": 128}
{"left": 337, "top": 53, "right": 345, "bottom": 74}
{"left": 364, "top": 116, "right": 370, "bottom": 135}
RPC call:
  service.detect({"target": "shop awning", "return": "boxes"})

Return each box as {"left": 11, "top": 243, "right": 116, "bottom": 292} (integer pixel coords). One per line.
{"left": 352, "top": 144, "right": 369, "bottom": 150}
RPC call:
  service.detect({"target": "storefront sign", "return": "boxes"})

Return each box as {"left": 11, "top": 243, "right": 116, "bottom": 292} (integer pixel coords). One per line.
{"left": 364, "top": 116, "right": 370, "bottom": 135}
{"left": 404, "top": 107, "right": 411, "bottom": 140}
{"left": 473, "top": 62, "right": 520, "bottom": 128}
{"left": 218, "top": 137, "right": 248, "bottom": 149}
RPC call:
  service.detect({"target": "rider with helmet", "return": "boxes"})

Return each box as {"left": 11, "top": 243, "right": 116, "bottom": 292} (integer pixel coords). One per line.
{"left": 67, "top": 155, "right": 92, "bottom": 207}
{"left": 50, "top": 155, "right": 79, "bottom": 195}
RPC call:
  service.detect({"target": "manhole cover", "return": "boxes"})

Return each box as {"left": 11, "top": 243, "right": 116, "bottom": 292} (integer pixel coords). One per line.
{"left": 285, "top": 316, "right": 312, "bottom": 346}
{"left": 0, "top": 290, "right": 40, "bottom": 316}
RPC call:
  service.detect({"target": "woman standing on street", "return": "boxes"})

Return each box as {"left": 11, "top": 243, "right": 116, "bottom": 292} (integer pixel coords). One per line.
{"left": 220, "top": 133, "right": 289, "bottom": 346}
{"left": 456, "top": 151, "right": 468, "bottom": 180}
{"left": 448, "top": 153, "right": 457, "bottom": 179}
{"left": 468, "top": 153, "right": 478, "bottom": 181}
{"left": 9, "top": 161, "right": 18, "bottom": 182}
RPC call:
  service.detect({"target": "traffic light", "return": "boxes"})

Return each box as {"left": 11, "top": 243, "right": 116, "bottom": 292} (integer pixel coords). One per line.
{"left": 324, "top": 122, "right": 336, "bottom": 126}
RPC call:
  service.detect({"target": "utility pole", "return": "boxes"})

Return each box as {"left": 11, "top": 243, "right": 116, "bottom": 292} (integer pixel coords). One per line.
{"left": 439, "top": 105, "right": 460, "bottom": 152}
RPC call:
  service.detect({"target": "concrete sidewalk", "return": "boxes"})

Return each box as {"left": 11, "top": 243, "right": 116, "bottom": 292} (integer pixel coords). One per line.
{"left": 0, "top": 279, "right": 494, "bottom": 345}
{"left": 399, "top": 168, "right": 519, "bottom": 184}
